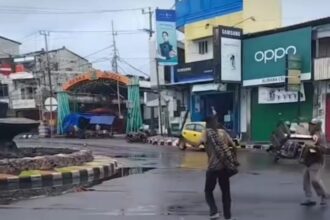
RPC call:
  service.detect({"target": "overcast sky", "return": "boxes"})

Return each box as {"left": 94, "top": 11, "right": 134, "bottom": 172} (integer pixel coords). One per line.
{"left": 0, "top": 0, "right": 329, "bottom": 76}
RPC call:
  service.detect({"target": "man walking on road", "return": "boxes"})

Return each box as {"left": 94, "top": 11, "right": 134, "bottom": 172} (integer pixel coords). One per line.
{"left": 301, "top": 118, "right": 328, "bottom": 206}
{"left": 204, "top": 116, "right": 238, "bottom": 219}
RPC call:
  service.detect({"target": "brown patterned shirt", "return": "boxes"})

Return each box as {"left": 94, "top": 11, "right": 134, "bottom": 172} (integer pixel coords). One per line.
{"left": 205, "top": 128, "right": 236, "bottom": 171}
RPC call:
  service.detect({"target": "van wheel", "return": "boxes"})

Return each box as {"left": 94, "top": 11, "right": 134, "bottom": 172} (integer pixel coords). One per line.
{"left": 178, "top": 140, "right": 187, "bottom": 151}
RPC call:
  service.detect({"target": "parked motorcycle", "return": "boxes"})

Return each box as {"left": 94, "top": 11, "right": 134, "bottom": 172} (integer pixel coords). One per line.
{"left": 126, "top": 126, "right": 154, "bottom": 143}
{"left": 270, "top": 121, "right": 313, "bottom": 162}
{"left": 271, "top": 140, "right": 304, "bottom": 162}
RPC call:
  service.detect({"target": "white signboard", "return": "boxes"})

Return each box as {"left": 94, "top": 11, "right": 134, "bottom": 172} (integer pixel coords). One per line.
{"left": 217, "top": 26, "right": 242, "bottom": 82}
{"left": 12, "top": 99, "right": 36, "bottom": 109}
{"left": 258, "top": 84, "right": 305, "bottom": 104}
{"left": 221, "top": 37, "right": 241, "bottom": 81}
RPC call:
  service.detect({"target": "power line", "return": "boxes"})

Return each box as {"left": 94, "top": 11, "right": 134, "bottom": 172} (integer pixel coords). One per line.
{"left": 49, "top": 30, "right": 132, "bottom": 33}
{"left": 55, "top": 57, "right": 110, "bottom": 71}
{"left": 83, "top": 45, "right": 113, "bottom": 58}
{"left": 0, "top": 7, "right": 147, "bottom": 15}
{"left": 118, "top": 63, "right": 148, "bottom": 79}
{"left": 118, "top": 57, "right": 149, "bottom": 77}
{"left": 117, "top": 64, "right": 129, "bottom": 75}
{"left": 0, "top": 5, "right": 69, "bottom": 11}
{"left": 85, "top": 57, "right": 111, "bottom": 64}
{"left": 47, "top": 30, "right": 147, "bottom": 36}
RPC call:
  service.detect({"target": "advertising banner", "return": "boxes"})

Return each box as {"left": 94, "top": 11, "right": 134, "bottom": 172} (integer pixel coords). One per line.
{"left": 258, "top": 84, "right": 305, "bottom": 104}
{"left": 219, "top": 26, "right": 242, "bottom": 82}
{"left": 156, "top": 9, "right": 178, "bottom": 66}
{"left": 243, "top": 27, "right": 312, "bottom": 86}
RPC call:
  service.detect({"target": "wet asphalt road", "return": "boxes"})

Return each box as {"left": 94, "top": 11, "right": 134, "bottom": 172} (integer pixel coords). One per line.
{"left": 2, "top": 138, "right": 330, "bottom": 220}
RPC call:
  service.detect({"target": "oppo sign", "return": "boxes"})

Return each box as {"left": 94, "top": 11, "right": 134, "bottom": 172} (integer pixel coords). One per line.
{"left": 254, "top": 46, "right": 297, "bottom": 63}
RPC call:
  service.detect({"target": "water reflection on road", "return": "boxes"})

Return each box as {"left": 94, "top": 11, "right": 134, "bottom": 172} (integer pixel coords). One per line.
{"left": 3, "top": 139, "right": 330, "bottom": 220}
{"left": 179, "top": 149, "right": 330, "bottom": 185}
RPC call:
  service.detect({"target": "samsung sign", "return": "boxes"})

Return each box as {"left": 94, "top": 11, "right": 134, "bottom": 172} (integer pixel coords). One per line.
{"left": 243, "top": 27, "right": 312, "bottom": 86}
{"left": 221, "top": 29, "right": 242, "bottom": 37}
{"left": 175, "top": 59, "right": 214, "bottom": 82}
{"left": 255, "top": 46, "right": 297, "bottom": 63}
{"left": 177, "top": 67, "right": 192, "bottom": 73}
{"left": 213, "top": 26, "right": 242, "bottom": 83}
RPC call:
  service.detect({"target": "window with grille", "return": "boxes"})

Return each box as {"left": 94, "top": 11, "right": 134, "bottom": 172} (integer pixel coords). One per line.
{"left": 20, "top": 87, "right": 36, "bottom": 99}
{"left": 198, "top": 40, "right": 208, "bottom": 55}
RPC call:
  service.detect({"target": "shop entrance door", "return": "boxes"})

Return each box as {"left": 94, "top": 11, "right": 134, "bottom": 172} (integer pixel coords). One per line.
{"left": 326, "top": 95, "right": 330, "bottom": 142}
{"left": 202, "top": 92, "right": 234, "bottom": 128}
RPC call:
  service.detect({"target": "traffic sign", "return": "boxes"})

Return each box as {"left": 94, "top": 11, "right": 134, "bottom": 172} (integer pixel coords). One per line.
{"left": 44, "top": 97, "right": 58, "bottom": 112}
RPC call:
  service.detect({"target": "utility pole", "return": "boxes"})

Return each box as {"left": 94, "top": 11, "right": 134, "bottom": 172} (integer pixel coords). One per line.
{"left": 142, "top": 7, "right": 154, "bottom": 39}
{"left": 39, "top": 30, "right": 54, "bottom": 137}
{"left": 33, "top": 54, "right": 43, "bottom": 122}
{"left": 111, "top": 21, "right": 122, "bottom": 118}
{"left": 155, "top": 59, "right": 163, "bottom": 135}
{"left": 143, "top": 7, "right": 163, "bottom": 135}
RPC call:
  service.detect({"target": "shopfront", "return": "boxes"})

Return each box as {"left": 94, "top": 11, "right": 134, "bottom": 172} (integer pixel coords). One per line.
{"left": 191, "top": 83, "right": 240, "bottom": 134}
{"left": 175, "top": 59, "right": 240, "bottom": 134}
{"left": 174, "top": 26, "right": 243, "bottom": 135}
{"left": 243, "top": 27, "right": 314, "bottom": 142}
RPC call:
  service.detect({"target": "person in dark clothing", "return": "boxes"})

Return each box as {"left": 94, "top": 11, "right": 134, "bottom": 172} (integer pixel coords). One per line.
{"left": 204, "top": 116, "right": 237, "bottom": 220}
{"left": 159, "top": 31, "right": 176, "bottom": 60}
{"left": 301, "top": 118, "right": 328, "bottom": 206}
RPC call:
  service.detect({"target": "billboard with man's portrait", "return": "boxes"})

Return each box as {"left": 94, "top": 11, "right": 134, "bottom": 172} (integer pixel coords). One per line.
{"left": 156, "top": 9, "right": 178, "bottom": 66}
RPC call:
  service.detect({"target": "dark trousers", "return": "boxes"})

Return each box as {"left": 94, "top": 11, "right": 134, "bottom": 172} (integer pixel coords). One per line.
{"left": 205, "top": 169, "right": 231, "bottom": 219}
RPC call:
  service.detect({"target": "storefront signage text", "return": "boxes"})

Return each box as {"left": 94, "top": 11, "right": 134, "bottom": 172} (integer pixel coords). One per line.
{"left": 243, "top": 27, "right": 312, "bottom": 86}
{"left": 175, "top": 59, "right": 214, "bottom": 82}
{"left": 261, "top": 76, "right": 285, "bottom": 84}
{"left": 221, "top": 29, "right": 241, "bottom": 37}
{"left": 63, "top": 71, "right": 130, "bottom": 91}
{"left": 255, "top": 46, "right": 297, "bottom": 63}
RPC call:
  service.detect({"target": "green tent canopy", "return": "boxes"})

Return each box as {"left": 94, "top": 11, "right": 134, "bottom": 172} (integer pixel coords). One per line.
{"left": 57, "top": 92, "right": 70, "bottom": 135}
{"left": 126, "top": 77, "right": 143, "bottom": 133}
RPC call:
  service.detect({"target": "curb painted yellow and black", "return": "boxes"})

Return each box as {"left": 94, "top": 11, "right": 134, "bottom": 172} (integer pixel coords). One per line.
{"left": 0, "top": 158, "right": 119, "bottom": 190}
{"left": 147, "top": 136, "right": 272, "bottom": 151}
{"left": 147, "top": 136, "right": 179, "bottom": 147}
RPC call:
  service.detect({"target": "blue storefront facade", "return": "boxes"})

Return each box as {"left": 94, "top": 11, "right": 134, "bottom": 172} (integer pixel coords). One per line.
{"left": 171, "top": 0, "right": 281, "bottom": 139}
{"left": 174, "top": 58, "right": 241, "bottom": 136}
